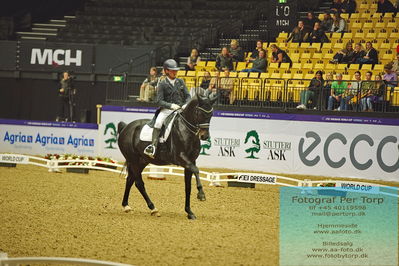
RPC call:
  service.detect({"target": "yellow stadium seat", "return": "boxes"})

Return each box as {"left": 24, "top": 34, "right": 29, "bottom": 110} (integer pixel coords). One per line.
{"left": 291, "top": 62, "right": 302, "bottom": 70}
{"left": 238, "top": 72, "right": 248, "bottom": 78}
{"left": 350, "top": 21, "right": 363, "bottom": 30}
{"left": 177, "top": 70, "right": 186, "bottom": 77}
{"left": 280, "top": 62, "right": 291, "bottom": 70}
{"left": 391, "top": 88, "right": 399, "bottom": 106}
{"left": 373, "top": 64, "right": 384, "bottom": 73}
{"left": 186, "top": 71, "right": 196, "bottom": 77}
{"left": 260, "top": 72, "right": 270, "bottom": 79}
{"left": 341, "top": 13, "right": 349, "bottom": 20}
{"left": 372, "top": 13, "right": 383, "bottom": 20}
{"left": 276, "top": 32, "right": 288, "bottom": 43}
{"left": 197, "top": 61, "right": 206, "bottom": 67}
{"left": 322, "top": 43, "right": 332, "bottom": 49}
{"left": 292, "top": 73, "right": 304, "bottom": 80}
{"left": 350, "top": 13, "right": 360, "bottom": 20}
{"left": 375, "top": 21, "right": 386, "bottom": 30}
{"left": 268, "top": 62, "right": 279, "bottom": 70}
{"left": 348, "top": 64, "right": 360, "bottom": 71}
{"left": 229, "top": 72, "right": 238, "bottom": 78}
{"left": 196, "top": 71, "right": 205, "bottom": 77}
{"left": 248, "top": 72, "right": 260, "bottom": 78}
{"left": 302, "top": 62, "right": 313, "bottom": 71}
{"left": 361, "top": 64, "right": 373, "bottom": 71}
{"left": 236, "top": 62, "right": 247, "bottom": 71}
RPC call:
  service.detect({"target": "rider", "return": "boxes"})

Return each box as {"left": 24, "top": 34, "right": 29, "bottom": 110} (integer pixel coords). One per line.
{"left": 144, "top": 59, "right": 191, "bottom": 158}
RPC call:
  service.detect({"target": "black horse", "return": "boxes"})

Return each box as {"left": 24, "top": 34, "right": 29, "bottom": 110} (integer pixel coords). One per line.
{"left": 117, "top": 95, "right": 217, "bottom": 219}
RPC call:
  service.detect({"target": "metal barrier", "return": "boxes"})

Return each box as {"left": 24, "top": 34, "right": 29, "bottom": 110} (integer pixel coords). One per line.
{"left": 1, "top": 153, "right": 397, "bottom": 198}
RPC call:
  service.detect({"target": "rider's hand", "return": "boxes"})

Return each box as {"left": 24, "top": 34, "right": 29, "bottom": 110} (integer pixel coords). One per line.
{"left": 171, "top": 104, "right": 181, "bottom": 110}
{"left": 182, "top": 104, "right": 187, "bottom": 109}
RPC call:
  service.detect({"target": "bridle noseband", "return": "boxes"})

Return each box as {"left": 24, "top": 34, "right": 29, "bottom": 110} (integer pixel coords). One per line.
{"left": 179, "top": 106, "right": 213, "bottom": 135}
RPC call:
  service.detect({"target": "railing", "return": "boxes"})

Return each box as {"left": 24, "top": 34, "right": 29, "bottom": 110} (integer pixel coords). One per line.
{"left": 1, "top": 153, "right": 397, "bottom": 198}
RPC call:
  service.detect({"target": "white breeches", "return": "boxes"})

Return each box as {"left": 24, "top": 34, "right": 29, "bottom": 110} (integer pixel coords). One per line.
{"left": 154, "top": 109, "right": 174, "bottom": 129}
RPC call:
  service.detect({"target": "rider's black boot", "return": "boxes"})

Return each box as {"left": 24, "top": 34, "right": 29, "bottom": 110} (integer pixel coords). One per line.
{"left": 144, "top": 128, "right": 161, "bottom": 158}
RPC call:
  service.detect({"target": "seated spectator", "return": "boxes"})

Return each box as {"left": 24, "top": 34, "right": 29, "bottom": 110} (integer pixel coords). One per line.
{"left": 303, "top": 12, "right": 320, "bottom": 31}
{"left": 356, "top": 41, "right": 378, "bottom": 64}
{"left": 383, "top": 63, "right": 398, "bottom": 88}
{"left": 377, "top": 0, "right": 396, "bottom": 13}
{"left": 296, "top": 70, "right": 324, "bottom": 110}
{"left": 287, "top": 20, "right": 308, "bottom": 43}
{"left": 330, "top": 42, "right": 354, "bottom": 63}
{"left": 330, "top": 12, "right": 346, "bottom": 33}
{"left": 305, "top": 22, "right": 329, "bottom": 43}
{"left": 349, "top": 43, "right": 365, "bottom": 64}
{"left": 359, "top": 71, "right": 377, "bottom": 111}
{"left": 374, "top": 74, "right": 388, "bottom": 102}
{"left": 391, "top": 53, "right": 399, "bottom": 76}
{"left": 250, "top": 40, "right": 264, "bottom": 59}
{"left": 320, "top": 12, "right": 333, "bottom": 32}
{"left": 185, "top": 48, "right": 201, "bottom": 71}
{"left": 343, "top": 71, "right": 362, "bottom": 111}
{"left": 330, "top": 0, "right": 343, "bottom": 12}
{"left": 341, "top": 0, "right": 357, "bottom": 13}
{"left": 229, "top": 39, "right": 244, "bottom": 62}
{"left": 209, "top": 70, "right": 235, "bottom": 104}
{"left": 321, "top": 72, "right": 334, "bottom": 110}
{"left": 243, "top": 49, "right": 267, "bottom": 72}
{"left": 327, "top": 73, "right": 348, "bottom": 110}
{"left": 138, "top": 67, "right": 158, "bottom": 102}
{"left": 270, "top": 44, "right": 292, "bottom": 64}
{"left": 216, "top": 47, "right": 234, "bottom": 71}
{"left": 200, "top": 71, "right": 211, "bottom": 90}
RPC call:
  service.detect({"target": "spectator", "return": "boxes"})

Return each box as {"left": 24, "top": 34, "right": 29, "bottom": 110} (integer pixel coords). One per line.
{"left": 243, "top": 49, "right": 267, "bottom": 72}
{"left": 374, "top": 74, "right": 388, "bottom": 102}
{"left": 391, "top": 53, "right": 399, "bottom": 76}
{"left": 383, "top": 63, "right": 398, "bottom": 88}
{"left": 270, "top": 44, "right": 292, "bottom": 64}
{"left": 200, "top": 71, "right": 212, "bottom": 90}
{"left": 341, "top": 0, "right": 357, "bottom": 13}
{"left": 287, "top": 20, "right": 308, "bottom": 43}
{"left": 185, "top": 48, "right": 201, "bottom": 71}
{"left": 356, "top": 41, "right": 378, "bottom": 64}
{"left": 330, "top": 12, "right": 346, "bottom": 33}
{"left": 343, "top": 71, "right": 361, "bottom": 111}
{"left": 330, "top": 0, "right": 343, "bottom": 12}
{"left": 210, "top": 70, "right": 234, "bottom": 104}
{"left": 330, "top": 41, "right": 354, "bottom": 63}
{"left": 56, "top": 71, "right": 73, "bottom": 122}
{"left": 377, "top": 0, "right": 396, "bottom": 13}
{"left": 327, "top": 73, "right": 348, "bottom": 110}
{"left": 321, "top": 72, "right": 334, "bottom": 110}
{"left": 359, "top": 71, "right": 377, "bottom": 111}
{"left": 305, "top": 22, "right": 329, "bottom": 43}
{"left": 216, "top": 47, "right": 234, "bottom": 71}
{"left": 229, "top": 39, "right": 244, "bottom": 62}
{"left": 303, "top": 12, "right": 320, "bottom": 31}
{"left": 296, "top": 70, "right": 324, "bottom": 110}
{"left": 349, "top": 43, "right": 365, "bottom": 64}
{"left": 320, "top": 12, "right": 333, "bottom": 32}
{"left": 138, "top": 67, "right": 158, "bottom": 102}
{"left": 250, "top": 40, "right": 264, "bottom": 59}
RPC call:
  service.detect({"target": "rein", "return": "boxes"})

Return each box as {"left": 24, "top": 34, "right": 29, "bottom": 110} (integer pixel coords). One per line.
{"left": 178, "top": 106, "right": 213, "bottom": 135}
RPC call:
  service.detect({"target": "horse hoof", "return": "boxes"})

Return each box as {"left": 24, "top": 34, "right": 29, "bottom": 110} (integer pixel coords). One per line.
{"left": 187, "top": 213, "right": 197, "bottom": 220}
{"left": 123, "top": 205, "right": 132, "bottom": 213}
{"left": 197, "top": 193, "right": 206, "bottom": 201}
{"left": 151, "top": 208, "right": 161, "bottom": 217}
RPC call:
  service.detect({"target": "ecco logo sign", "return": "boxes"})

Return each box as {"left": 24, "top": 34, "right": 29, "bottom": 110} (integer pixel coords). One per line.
{"left": 30, "top": 48, "right": 82, "bottom": 66}
{"left": 299, "top": 132, "right": 399, "bottom": 173}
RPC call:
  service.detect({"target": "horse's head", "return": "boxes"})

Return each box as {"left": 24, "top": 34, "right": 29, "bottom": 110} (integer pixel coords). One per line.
{"left": 182, "top": 93, "right": 217, "bottom": 140}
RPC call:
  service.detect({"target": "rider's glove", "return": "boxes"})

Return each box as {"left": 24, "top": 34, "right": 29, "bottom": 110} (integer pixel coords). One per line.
{"left": 171, "top": 104, "right": 181, "bottom": 110}
{"left": 182, "top": 104, "right": 187, "bottom": 109}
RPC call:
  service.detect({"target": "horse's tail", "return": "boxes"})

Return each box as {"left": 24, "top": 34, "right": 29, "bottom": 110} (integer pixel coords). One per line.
{"left": 117, "top": 121, "right": 127, "bottom": 134}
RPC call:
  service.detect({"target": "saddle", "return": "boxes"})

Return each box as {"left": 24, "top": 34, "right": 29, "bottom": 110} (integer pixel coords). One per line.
{"left": 139, "top": 111, "right": 178, "bottom": 143}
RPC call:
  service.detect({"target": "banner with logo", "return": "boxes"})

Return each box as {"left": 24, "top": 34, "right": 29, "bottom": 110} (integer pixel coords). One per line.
{"left": 0, "top": 119, "right": 99, "bottom": 155}
{"left": 99, "top": 106, "right": 399, "bottom": 182}
{"left": 19, "top": 40, "right": 94, "bottom": 72}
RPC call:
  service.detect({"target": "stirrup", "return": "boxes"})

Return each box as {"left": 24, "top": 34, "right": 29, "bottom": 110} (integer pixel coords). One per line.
{"left": 144, "top": 144, "right": 156, "bottom": 158}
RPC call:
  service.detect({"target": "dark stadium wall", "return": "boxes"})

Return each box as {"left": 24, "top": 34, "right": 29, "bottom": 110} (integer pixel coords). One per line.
{"left": 0, "top": 78, "right": 106, "bottom": 123}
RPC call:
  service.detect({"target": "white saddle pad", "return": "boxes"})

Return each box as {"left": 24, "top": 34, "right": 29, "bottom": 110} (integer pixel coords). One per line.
{"left": 139, "top": 113, "right": 177, "bottom": 143}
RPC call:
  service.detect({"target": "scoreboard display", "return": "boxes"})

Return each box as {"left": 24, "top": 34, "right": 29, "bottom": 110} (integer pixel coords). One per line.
{"left": 269, "top": 0, "right": 298, "bottom": 40}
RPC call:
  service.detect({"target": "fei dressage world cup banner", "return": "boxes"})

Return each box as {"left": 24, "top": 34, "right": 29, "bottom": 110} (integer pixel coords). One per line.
{"left": 100, "top": 106, "right": 399, "bottom": 182}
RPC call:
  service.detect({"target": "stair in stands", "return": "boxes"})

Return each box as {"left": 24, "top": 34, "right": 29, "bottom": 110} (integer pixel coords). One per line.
{"left": 16, "top": 16, "right": 75, "bottom": 41}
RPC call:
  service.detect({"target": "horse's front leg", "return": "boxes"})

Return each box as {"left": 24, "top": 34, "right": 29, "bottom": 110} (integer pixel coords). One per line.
{"left": 184, "top": 168, "right": 196, "bottom": 220}
{"left": 180, "top": 153, "right": 206, "bottom": 201}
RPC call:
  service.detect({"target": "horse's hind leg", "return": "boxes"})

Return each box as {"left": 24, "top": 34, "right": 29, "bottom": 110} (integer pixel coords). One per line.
{"left": 134, "top": 164, "right": 160, "bottom": 217}
{"left": 122, "top": 163, "right": 135, "bottom": 212}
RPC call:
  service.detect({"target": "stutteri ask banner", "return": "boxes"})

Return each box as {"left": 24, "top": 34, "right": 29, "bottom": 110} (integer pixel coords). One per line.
{"left": 99, "top": 106, "right": 399, "bottom": 182}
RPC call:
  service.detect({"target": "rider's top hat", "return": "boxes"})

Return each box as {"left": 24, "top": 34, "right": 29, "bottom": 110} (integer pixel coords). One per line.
{"left": 163, "top": 59, "right": 180, "bottom": 71}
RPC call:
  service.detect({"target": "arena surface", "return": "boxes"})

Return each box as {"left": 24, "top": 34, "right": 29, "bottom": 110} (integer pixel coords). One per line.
{"left": 0, "top": 165, "right": 398, "bottom": 266}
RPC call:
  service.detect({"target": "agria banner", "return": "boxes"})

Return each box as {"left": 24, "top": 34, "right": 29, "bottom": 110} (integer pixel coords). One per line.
{"left": 0, "top": 119, "right": 99, "bottom": 155}
{"left": 100, "top": 106, "right": 399, "bottom": 182}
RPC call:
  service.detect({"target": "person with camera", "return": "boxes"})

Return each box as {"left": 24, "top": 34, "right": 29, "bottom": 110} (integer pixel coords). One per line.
{"left": 56, "top": 71, "right": 75, "bottom": 122}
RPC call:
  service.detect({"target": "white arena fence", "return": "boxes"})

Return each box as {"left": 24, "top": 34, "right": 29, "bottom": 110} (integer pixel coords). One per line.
{"left": 0, "top": 254, "right": 133, "bottom": 266}
{"left": 0, "top": 153, "right": 397, "bottom": 198}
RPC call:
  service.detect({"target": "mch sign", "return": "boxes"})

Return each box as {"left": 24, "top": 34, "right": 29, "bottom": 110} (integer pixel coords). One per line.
{"left": 30, "top": 48, "right": 82, "bottom": 66}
